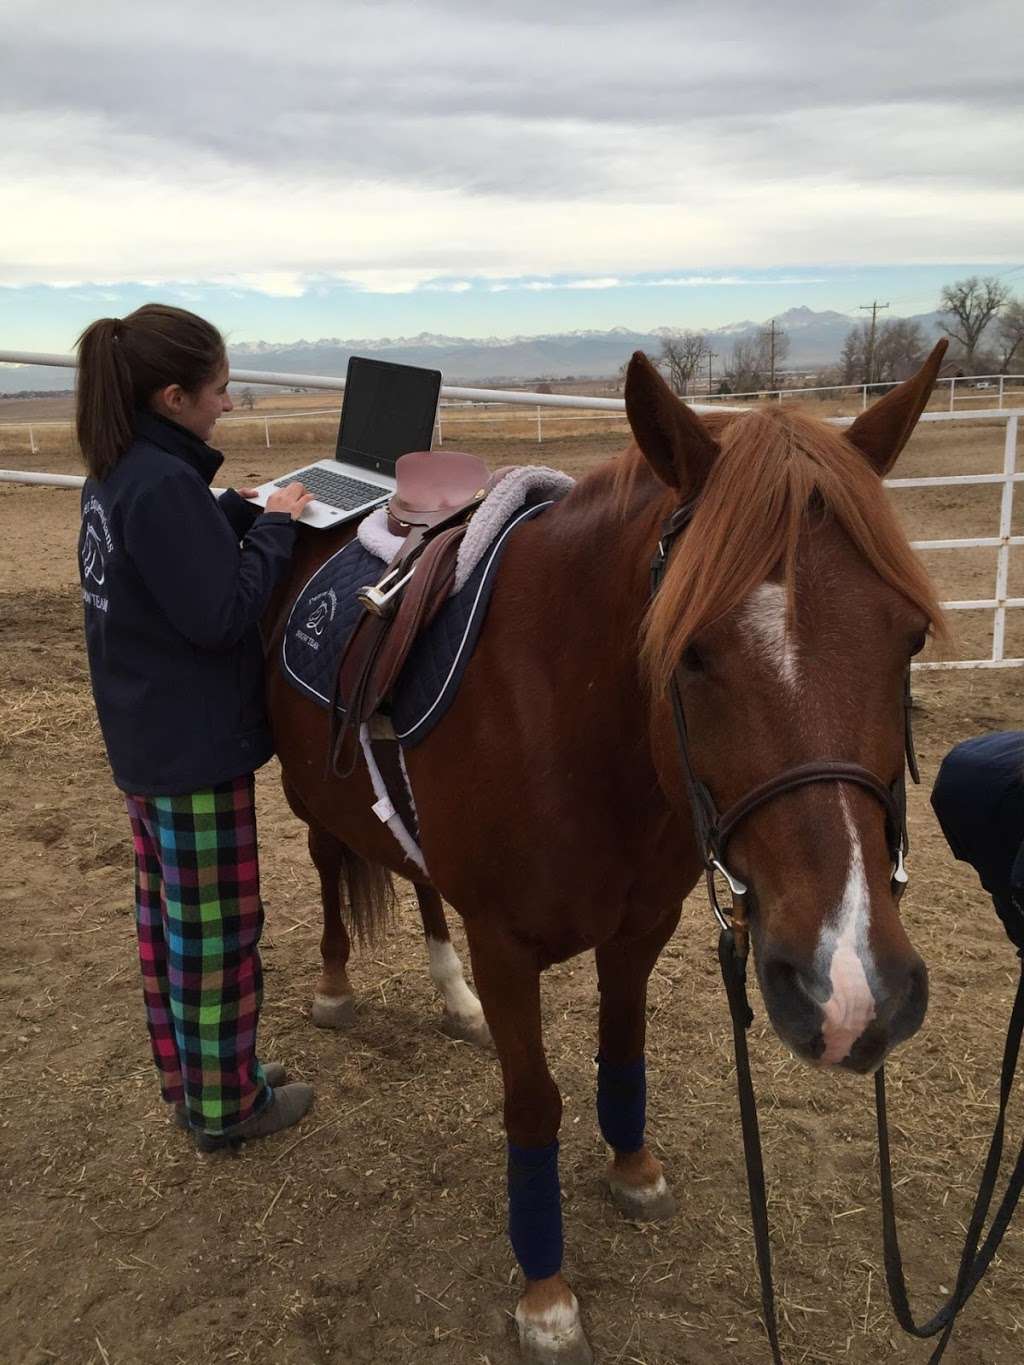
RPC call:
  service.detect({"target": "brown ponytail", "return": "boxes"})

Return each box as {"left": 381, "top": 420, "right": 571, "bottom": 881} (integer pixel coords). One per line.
{"left": 75, "top": 304, "right": 226, "bottom": 479}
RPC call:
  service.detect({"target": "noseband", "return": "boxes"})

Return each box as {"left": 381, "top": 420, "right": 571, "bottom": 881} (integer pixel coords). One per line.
{"left": 650, "top": 499, "right": 917, "bottom": 956}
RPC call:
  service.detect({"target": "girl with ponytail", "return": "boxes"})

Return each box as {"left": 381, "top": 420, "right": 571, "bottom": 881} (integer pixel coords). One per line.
{"left": 75, "top": 303, "right": 316, "bottom": 1152}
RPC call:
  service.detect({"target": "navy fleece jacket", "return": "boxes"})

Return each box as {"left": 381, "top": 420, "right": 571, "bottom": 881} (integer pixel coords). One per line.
{"left": 931, "top": 731, "right": 1024, "bottom": 950}
{"left": 78, "top": 411, "right": 296, "bottom": 795}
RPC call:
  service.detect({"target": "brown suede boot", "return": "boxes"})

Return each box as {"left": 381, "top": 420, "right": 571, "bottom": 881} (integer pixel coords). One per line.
{"left": 171, "top": 1061, "right": 288, "bottom": 1131}
{"left": 193, "top": 1082, "right": 314, "bottom": 1153}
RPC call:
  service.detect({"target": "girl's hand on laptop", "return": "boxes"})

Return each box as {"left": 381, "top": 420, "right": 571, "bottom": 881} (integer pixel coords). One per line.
{"left": 266, "top": 482, "right": 316, "bottom": 520}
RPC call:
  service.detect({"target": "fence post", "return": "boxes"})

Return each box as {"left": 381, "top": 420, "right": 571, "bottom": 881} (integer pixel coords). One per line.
{"left": 436, "top": 408, "right": 443, "bottom": 447}
{"left": 29, "top": 425, "right": 37, "bottom": 454}
{"left": 264, "top": 418, "right": 271, "bottom": 448}
{"left": 862, "top": 385, "right": 868, "bottom": 410}
{"left": 537, "top": 406, "right": 543, "bottom": 444}
{"left": 949, "top": 377, "right": 956, "bottom": 413}
{"left": 992, "top": 413, "right": 1018, "bottom": 663}
{"left": 999, "top": 376, "right": 1005, "bottom": 410}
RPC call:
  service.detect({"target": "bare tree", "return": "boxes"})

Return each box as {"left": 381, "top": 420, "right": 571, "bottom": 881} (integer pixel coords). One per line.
{"left": 839, "top": 318, "right": 925, "bottom": 385}
{"left": 727, "top": 336, "right": 767, "bottom": 393}
{"left": 725, "top": 325, "right": 790, "bottom": 393}
{"left": 939, "top": 276, "right": 1011, "bottom": 371}
{"left": 996, "top": 298, "right": 1024, "bottom": 374}
{"left": 874, "top": 319, "right": 927, "bottom": 382}
{"left": 839, "top": 328, "right": 864, "bottom": 385}
{"left": 239, "top": 387, "right": 256, "bottom": 410}
{"left": 660, "top": 331, "right": 709, "bottom": 395}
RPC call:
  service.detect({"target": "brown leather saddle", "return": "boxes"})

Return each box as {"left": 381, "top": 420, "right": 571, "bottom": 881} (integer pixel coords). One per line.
{"left": 330, "top": 449, "right": 498, "bottom": 770}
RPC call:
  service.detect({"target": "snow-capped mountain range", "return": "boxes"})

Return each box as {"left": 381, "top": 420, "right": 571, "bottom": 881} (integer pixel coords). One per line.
{"left": 226, "top": 306, "right": 947, "bottom": 381}
{"left": 226, "top": 311, "right": 955, "bottom": 387}
{"left": 0, "top": 306, "right": 950, "bottom": 393}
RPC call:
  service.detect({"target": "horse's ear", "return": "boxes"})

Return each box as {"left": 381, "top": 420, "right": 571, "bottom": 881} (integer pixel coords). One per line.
{"left": 845, "top": 339, "right": 948, "bottom": 476}
{"left": 625, "top": 351, "right": 719, "bottom": 495}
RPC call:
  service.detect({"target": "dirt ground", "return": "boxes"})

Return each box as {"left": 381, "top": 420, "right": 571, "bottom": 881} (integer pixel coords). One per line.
{"left": 3, "top": 416, "right": 1024, "bottom": 1365}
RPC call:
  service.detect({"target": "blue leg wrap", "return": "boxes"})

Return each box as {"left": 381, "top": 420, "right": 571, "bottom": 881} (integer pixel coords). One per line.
{"left": 596, "top": 1053, "right": 646, "bottom": 1153}
{"left": 507, "top": 1140, "right": 563, "bottom": 1281}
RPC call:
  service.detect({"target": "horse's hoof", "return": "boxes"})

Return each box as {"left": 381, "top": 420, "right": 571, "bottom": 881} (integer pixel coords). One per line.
{"left": 440, "top": 1009, "right": 493, "bottom": 1049}
{"left": 311, "top": 993, "right": 357, "bottom": 1029}
{"left": 608, "top": 1173, "right": 677, "bottom": 1222}
{"left": 516, "top": 1300, "right": 593, "bottom": 1364}
{"left": 520, "top": 1337, "right": 593, "bottom": 1365}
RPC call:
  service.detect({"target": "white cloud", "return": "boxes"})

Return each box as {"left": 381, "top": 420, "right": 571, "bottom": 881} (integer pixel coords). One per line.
{"left": 208, "top": 272, "right": 308, "bottom": 298}
{"left": 422, "top": 280, "right": 474, "bottom": 293}
{"left": 0, "top": 0, "right": 1021, "bottom": 291}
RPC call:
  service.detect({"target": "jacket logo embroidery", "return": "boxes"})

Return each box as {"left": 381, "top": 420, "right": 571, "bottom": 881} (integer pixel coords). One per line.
{"left": 80, "top": 497, "right": 114, "bottom": 612}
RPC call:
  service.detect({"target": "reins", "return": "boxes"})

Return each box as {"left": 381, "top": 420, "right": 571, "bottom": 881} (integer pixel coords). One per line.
{"left": 652, "top": 500, "right": 1024, "bottom": 1362}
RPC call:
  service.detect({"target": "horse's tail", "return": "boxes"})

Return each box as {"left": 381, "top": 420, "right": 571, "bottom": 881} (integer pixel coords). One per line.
{"left": 280, "top": 775, "right": 398, "bottom": 945}
{"left": 337, "top": 843, "right": 397, "bottom": 946}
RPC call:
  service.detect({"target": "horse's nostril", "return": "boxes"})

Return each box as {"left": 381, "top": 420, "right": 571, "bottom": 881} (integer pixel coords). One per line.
{"left": 758, "top": 950, "right": 825, "bottom": 1058}
{"left": 883, "top": 954, "right": 929, "bottom": 1048}
{"left": 794, "top": 968, "right": 830, "bottom": 1007}
{"left": 761, "top": 952, "right": 826, "bottom": 1007}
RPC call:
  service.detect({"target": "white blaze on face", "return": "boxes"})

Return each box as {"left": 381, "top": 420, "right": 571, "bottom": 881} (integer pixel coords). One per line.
{"left": 817, "top": 796, "right": 877, "bottom": 1065}
{"left": 742, "top": 582, "right": 799, "bottom": 687}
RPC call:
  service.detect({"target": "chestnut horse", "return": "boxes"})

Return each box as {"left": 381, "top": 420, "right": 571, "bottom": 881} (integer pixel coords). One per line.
{"left": 262, "top": 345, "right": 946, "bottom": 1363}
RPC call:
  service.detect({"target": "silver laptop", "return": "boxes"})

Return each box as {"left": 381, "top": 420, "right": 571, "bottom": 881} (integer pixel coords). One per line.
{"left": 249, "top": 355, "right": 442, "bottom": 529}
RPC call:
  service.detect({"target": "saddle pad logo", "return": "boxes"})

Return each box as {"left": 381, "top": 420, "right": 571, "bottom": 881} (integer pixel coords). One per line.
{"left": 306, "top": 589, "right": 337, "bottom": 636}
{"left": 294, "top": 587, "right": 338, "bottom": 652}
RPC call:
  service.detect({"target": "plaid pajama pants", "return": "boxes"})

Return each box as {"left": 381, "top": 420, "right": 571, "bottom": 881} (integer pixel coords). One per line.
{"left": 124, "top": 773, "right": 271, "bottom": 1134}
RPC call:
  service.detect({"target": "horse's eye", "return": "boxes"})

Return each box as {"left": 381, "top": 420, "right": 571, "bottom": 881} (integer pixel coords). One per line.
{"left": 909, "top": 631, "right": 928, "bottom": 657}
{"left": 681, "top": 645, "right": 705, "bottom": 674}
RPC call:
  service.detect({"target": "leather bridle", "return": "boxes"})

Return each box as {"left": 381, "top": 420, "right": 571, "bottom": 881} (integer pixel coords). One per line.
{"left": 651, "top": 500, "right": 915, "bottom": 954}
{"left": 652, "top": 497, "right": 1024, "bottom": 1364}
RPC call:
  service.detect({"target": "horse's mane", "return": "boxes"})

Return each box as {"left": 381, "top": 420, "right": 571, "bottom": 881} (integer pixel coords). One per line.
{"left": 624, "top": 405, "right": 945, "bottom": 691}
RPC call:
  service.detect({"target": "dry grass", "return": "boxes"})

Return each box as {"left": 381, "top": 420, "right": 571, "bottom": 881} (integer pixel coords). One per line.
{"left": 0, "top": 684, "right": 96, "bottom": 757}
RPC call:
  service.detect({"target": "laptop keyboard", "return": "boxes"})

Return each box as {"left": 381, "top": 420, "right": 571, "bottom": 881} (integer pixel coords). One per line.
{"left": 274, "top": 466, "right": 387, "bottom": 510}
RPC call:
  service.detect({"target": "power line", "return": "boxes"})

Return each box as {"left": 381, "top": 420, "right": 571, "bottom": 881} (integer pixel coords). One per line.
{"left": 859, "top": 300, "right": 889, "bottom": 384}
{"left": 706, "top": 347, "right": 718, "bottom": 395}
{"left": 838, "top": 263, "right": 1024, "bottom": 317}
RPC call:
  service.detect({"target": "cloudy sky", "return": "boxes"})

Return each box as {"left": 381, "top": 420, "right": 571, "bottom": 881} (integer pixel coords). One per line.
{"left": 1, "top": 0, "right": 1021, "bottom": 349}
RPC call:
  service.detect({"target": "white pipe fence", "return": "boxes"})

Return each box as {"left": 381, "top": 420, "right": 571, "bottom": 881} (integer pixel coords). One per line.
{"left": 0, "top": 348, "right": 674, "bottom": 412}
{"left": 0, "top": 405, "right": 635, "bottom": 452}
{"left": 700, "top": 372, "right": 1024, "bottom": 410}
{"left": 1, "top": 352, "right": 1020, "bottom": 671}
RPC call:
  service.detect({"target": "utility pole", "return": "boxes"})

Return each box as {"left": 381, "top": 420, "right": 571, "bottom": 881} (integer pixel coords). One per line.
{"left": 859, "top": 300, "right": 890, "bottom": 386}
{"left": 768, "top": 319, "right": 777, "bottom": 389}
{"left": 707, "top": 349, "right": 718, "bottom": 396}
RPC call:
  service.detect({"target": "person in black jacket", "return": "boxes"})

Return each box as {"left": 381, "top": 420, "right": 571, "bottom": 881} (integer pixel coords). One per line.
{"left": 76, "top": 303, "right": 315, "bottom": 1151}
{"left": 931, "top": 731, "right": 1024, "bottom": 952}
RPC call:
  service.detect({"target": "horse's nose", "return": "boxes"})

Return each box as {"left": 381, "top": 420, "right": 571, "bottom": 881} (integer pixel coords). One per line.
{"left": 757, "top": 940, "right": 928, "bottom": 1072}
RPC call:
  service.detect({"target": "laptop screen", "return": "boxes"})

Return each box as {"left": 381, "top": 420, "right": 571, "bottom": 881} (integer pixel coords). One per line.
{"left": 335, "top": 355, "right": 442, "bottom": 476}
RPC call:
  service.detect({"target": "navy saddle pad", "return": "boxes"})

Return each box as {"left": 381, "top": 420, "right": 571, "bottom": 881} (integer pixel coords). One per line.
{"left": 281, "top": 495, "right": 553, "bottom": 748}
